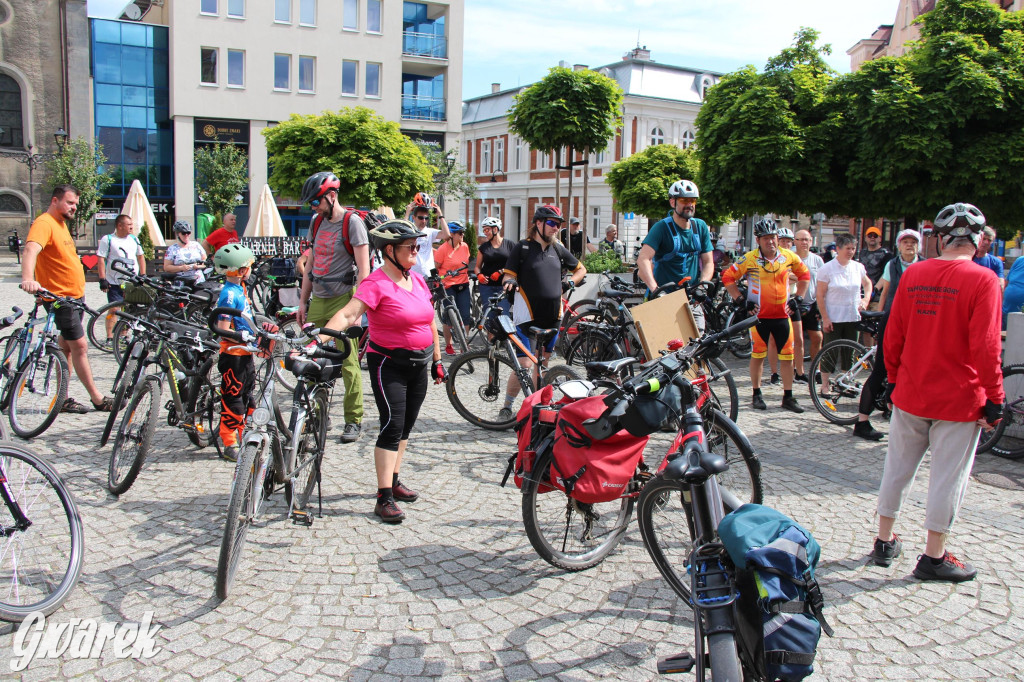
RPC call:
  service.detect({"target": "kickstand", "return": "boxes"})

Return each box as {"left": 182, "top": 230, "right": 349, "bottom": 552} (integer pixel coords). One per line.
{"left": 316, "top": 456, "right": 323, "bottom": 518}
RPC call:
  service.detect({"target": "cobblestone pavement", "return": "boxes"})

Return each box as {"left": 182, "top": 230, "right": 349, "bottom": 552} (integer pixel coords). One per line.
{"left": 1, "top": 255, "right": 1022, "bottom": 680}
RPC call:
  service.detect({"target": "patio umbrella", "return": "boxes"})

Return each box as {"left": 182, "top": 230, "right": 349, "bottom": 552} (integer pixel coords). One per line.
{"left": 244, "top": 185, "right": 288, "bottom": 237}
{"left": 119, "top": 179, "right": 165, "bottom": 247}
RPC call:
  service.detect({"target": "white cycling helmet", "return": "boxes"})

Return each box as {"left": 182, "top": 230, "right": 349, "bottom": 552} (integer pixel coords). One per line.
{"left": 934, "top": 202, "right": 985, "bottom": 238}
{"left": 668, "top": 179, "right": 700, "bottom": 199}
{"left": 777, "top": 227, "right": 795, "bottom": 241}
{"left": 481, "top": 216, "right": 502, "bottom": 230}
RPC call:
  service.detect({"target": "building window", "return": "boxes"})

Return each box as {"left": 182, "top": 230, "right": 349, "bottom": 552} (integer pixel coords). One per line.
{"left": 493, "top": 204, "right": 502, "bottom": 223}
{"left": 201, "top": 0, "right": 218, "bottom": 15}
{"left": 227, "top": 49, "right": 244, "bottom": 87}
{"left": 592, "top": 206, "right": 600, "bottom": 234}
{"left": 227, "top": 0, "right": 244, "bottom": 17}
{"left": 0, "top": 74, "right": 24, "bottom": 148}
{"left": 274, "top": 53, "right": 290, "bottom": 90}
{"left": 299, "top": 0, "right": 315, "bottom": 26}
{"left": 538, "top": 151, "right": 549, "bottom": 170}
{"left": 367, "top": 0, "right": 382, "bottom": 33}
{"left": 495, "top": 138, "right": 504, "bottom": 173}
{"left": 651, "top": 127, "right": 665, "bottom": 145}
{"left": 200, "top": 48, "right": 217, "bottom": 85}
{"left": 298, "top": 56, "right": 315, "bottom": 92}
{"left": 594, "top": 148, "right": 606, "bottom": 164}
{"left": 481, "top": 141, "right": 491, "bottom": 174}
{"left": 681, "top": 129, "right": 695, "bottom": 149}
{"left": 366, "top": 62, "right": 381, "bottom": 97}
{"left": 343, "top": 0, "right": 358, "bottom": 30}
{"left": 275, "top": 0, "right": 290, "bottom": 23}
{"left": 0, "top": 193, "right": 27, "bottom": 214}
{"left": 342, "top": 60, "right": 357, "bottom": 95}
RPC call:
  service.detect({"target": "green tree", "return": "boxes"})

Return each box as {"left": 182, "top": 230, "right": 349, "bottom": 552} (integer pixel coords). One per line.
{"left": 194, "top": 142, "right": 248, "bottom": 229}
{"left": 509, "top": 66, "right": 623, "bottom": 224}
{"left": 138, "top": 220, "right": 155, "bottom": 261}
{"left": 415, "top": 141, "right": 477, "bottom": 209}
{"left": 263, "top": 107, "right": 435, "bottom": 210}
{"left": 606, "top": 144, "right": 731, "bottom": 228}
{"left": 45, "top": 138, "right": 114, "bottom": 238}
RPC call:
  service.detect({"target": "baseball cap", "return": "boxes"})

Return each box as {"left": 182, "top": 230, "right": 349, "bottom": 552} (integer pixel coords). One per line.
{"left": 865, "top": 226, "right": 882, "bottom": 237}
{"left": 895, "top": 229, "right": 921, "bottom": 247}
{"left": 569, "top": 217, "right": 580, "bottom": 225}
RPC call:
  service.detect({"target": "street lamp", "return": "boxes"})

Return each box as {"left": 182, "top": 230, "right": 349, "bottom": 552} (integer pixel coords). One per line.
{"left": 0, "top": 128, "right": 70, "bottom": 221}
{"left": 435, "top": 149, "right": 458, "bottom": 211}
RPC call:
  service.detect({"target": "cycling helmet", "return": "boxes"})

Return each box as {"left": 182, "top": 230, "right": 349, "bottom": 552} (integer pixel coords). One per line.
{"left": 412, "top": 192, "right": 434, "bottom": 209}
{"left": 213, "top": 243, "right": 255, "bottom": 276}
{"left": 533, "top": 204, "right": 564, "bottom": 223}
{"left": 668, "top": 179, "right": 700, "bottom": 199}
{"left": 933, "top": 202, "right": 985, "bottom": 238}
{"left": 172, "top": 219, "right": 193, "bottom": 235}
{"left": 753, "top": 217, "right": 779, "bottom": 238}
{"left": 481, "top": 216, "right": 502, "bottom": 230}
{"left": 369, "top": 220, "right": 427, "bottom": 278}
{"left": 300, "top": 171, "right": 341, "bottom": 205}
{"left": 777, "top": 227, "right": 795, "bottom": 241}
{"left": 447, "top": 221, "right": 465, "bottom": 233}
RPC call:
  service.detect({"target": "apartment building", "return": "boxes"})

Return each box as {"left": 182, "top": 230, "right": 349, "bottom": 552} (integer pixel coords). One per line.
{"left": 461, "top": 48, "right": 719, "bottom": 248}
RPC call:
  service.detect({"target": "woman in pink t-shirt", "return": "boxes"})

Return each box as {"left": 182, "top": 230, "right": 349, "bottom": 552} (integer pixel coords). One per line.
{"left": 321, "top": 220, "right": 445, "bottom": 524}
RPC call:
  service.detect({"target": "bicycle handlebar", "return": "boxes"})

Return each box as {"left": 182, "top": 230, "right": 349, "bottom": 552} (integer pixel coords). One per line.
{"left": 1, "top": 306, "right": 24, "bottom": 329}
{"left": 28, "top": 287, "right": 99, "bottom": 317}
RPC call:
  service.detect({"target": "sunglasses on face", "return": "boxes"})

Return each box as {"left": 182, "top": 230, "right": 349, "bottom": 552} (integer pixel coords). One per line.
{"left": 544, "top": 219, "right": 561, "bottom": 228}
{"left": 309, "top": 199, "right": 321, "bottom": 208}
{"left": 396, "top": 243, "right": 421, "bottom": 252}
{"left": 413, "top": 214, "right": 429, "bottom": 221}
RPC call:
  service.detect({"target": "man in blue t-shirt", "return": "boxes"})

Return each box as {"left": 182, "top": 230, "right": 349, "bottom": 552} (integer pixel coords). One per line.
{"left": 636, "top": 179, "right": 714, "bottom": 330}
{"left": 973, "top": 226, "right": 1005, "bottom": 290}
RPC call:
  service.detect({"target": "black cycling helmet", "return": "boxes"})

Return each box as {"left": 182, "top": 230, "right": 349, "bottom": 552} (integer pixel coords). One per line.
{"left": 300, "top": 171, "right": 341, "bottom": 205}
{"left": 934, "top": 202, "right": 985, "bottom": 238}
{"left": 369, "top": 220, "right": 426, "bottom": 278}
{"left": 753, "top": 217, "right": 779, "bottom": 238}
{"left": 533, "top": 204, "right": 564, "bottom": 223}
{"left": 172, "top": 219, "right": 193, "bottom": 234}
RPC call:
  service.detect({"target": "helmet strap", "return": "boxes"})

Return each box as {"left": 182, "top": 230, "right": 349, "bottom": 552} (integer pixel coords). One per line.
{"left": 383, "top": 246, "right": 411, "bottom": 279}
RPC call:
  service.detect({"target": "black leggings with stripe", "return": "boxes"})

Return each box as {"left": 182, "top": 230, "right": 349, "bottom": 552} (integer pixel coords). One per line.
{"left": 366, "top": 351, "right": 429, "bottom": 450}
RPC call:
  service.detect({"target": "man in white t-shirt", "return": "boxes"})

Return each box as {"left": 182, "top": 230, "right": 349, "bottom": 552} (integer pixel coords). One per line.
{"left": 95, "top": 214, "right": 146, "bottom": 341}
{"left": 794, "top": 229, "right": 825, "bottom": 382}
{"left": 404, "top": 192, "right": 450, "bottom": 278}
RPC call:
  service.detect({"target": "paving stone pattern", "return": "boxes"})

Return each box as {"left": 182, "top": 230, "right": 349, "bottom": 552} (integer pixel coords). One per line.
{"left": 1, "top": 255, "right": 1022, "bottom": 680}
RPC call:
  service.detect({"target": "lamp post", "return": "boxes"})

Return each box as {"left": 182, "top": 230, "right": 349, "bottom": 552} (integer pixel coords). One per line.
{"left": 0, "top": 128, "right": 69, "bottom": 221}
{"left": 434, "top": 149, "right": 457, "bottom": 211}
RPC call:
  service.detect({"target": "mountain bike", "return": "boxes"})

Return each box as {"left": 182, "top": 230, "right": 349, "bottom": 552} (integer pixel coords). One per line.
{"left": 207, "top": 309, "right": 354, "bottom": 599}
{"left": 0, "top": 440, "right": 84, "bottom": 622}
{"left": 807, "top": 311, "right": 886, "bottom": 425}
{"left": 426, "top": 265, "right": 471, "bottom": 355}
{"left": 976, "top": 364, "right": 1024, "bottom": 459}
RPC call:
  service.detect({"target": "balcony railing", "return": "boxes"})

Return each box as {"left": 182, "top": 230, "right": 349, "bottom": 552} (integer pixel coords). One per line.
{"left": 402, "top": 31, "right": 447, "bottom": 59}
{"left": 401, "top": 95, "right": 446, "bottom": 121}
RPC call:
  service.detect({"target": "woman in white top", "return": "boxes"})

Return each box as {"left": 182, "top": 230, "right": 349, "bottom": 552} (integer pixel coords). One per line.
{"left": 815, "top": 233, "right": 872, "bottom": 389}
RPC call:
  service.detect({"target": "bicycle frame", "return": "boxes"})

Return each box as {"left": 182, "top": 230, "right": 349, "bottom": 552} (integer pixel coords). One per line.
{"left": 0, "top": 303, "right": 62, "bottom": 409}
{"left": 822, "top": 344, "right": 877, "bottom": 412}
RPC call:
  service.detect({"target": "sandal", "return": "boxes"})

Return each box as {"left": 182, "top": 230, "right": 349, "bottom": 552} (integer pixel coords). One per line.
{"left": 61, "top": 398, "right": 90, "bottom": 414}
{"left": 91, "top": 396, "right": 114, "bottom": 412}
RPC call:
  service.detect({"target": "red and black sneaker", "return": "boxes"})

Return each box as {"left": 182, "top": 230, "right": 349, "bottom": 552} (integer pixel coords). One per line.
{"left": 374, "top": 497, "right": 406, "bottom": 524}
{"left": 913, "top": 551, "right": 977, "bottom": 582}
{"left": 392, "top": 480, "right": 419, "bottom": 503}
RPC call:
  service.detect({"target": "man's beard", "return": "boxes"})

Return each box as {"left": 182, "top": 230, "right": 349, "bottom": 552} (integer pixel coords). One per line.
{"left": 676, "top": 206, "right": 694, "bottom": 219}
{"left": 540, "top": 230, "right": 555, "bottom": 244}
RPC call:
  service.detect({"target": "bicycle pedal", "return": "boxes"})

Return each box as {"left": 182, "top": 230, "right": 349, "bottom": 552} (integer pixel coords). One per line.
{"left": 290, "top": 508, "right": 314, "bottom": 526}
{"left": 657, "top": 652, "right": 696, "bottom": 674}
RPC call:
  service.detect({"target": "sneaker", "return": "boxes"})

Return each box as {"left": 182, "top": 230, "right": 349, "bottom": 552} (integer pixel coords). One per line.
{"left": 222, "top": 446, "right": 239, "bottom": 463}
{"left": 392, "top": 480, "right": 419, "bottom": 503}
{"left": 770, "top": 372, "right": 781, "bottom": 385}
{"left": 340, "top": 423, "right": 361, "bottom": 444}
{"left": 793, "top": 373, "right": 809, "bottom": 384}
{"left": 781, "top": 395, "right": 805, "bottom": 413}
{"left": 869, "top": 534, "right": 902, "bottom": 567}
{"left": 912, "top": 552, "right": 977, "bottom": 582}
{"left": 497, "top": 407, "right": 514, "bottom": 421}
{"left": 853, "top": 420, "right": 884, "bottom": 441}
{"left": 445, "top": 345, "right": 456, "bottom": 356}
{"left": 375, "top": 497, "right": 406, "bottom": 524}
{"left": 751, "top": 394, "right": 767, "bottom": 410}
{"left": 61, "top": 398, "right": 89, "bottom": 414}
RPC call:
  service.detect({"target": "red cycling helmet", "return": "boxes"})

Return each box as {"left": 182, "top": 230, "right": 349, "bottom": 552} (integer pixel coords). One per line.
{"left": 300, "top": 172, "right": 341, "bottom": 205}
{"left": 413, "top": 192, "right": 434, "bottom": 209}
{"left": 533, "top": 204, "right": 564, "bottom": 223}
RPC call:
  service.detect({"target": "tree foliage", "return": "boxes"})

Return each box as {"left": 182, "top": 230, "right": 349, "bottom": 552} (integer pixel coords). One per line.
{"left": 606, "top": 144, "right": 731, "bottom": 228}
{"left": 263, "top": 107, "right": 435, "bottom": 210}
{"left": 194, "top": 142, "right": 248, "bottom": 226}
{"left": 415, "top": 141, "right": 477, "bottom": 204}
{"left": 45, "top": 138, "right": 114, "bottom": 238}
{"left": 138, "top": 220, "right": 155, "bottom": 261}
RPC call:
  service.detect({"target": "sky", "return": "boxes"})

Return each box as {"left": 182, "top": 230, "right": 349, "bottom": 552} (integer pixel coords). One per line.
{"left": 88, "top": 0, "right": 902, "bottom": 100}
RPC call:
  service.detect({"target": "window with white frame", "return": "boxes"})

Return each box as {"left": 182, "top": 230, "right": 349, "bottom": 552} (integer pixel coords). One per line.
{"left": 298, "top": 56, "right": 315, "bottom": 92}
{"left": 200, "top": 47, "right": 217, "bottom": 84}
{"left": 227, "top": 0, "right": 244, "bottom": 18}
{"left": 201, "top": 0, "right": 218, "bottom": 15}
{"left": 365, "top": 62, "right": 381, "bottom": 97}
{"left": 343, "top": 0, "right": 358, "bottom": 30}
{"left": 493, "top": 204, "right": 502, "bottom": 223}
{"left": 274, "top": 53, "right": 290, "bottom": 90}
{"left": 651, "top": 127, "right": 665, "bottom": 145}
{"left": 342, "top": 60, "right": 358, "bottom": 95}
{"left": 495, "top": 138, "right": 505, "bottom": 173}
{"left": 538, "top": 150, "right": 549, "bottom": 170}
{"left": 299, "top": 0, "right": 315, "bottom": 25}
{"left": 367, "top": 0, "right": 382, "bottom": 33}
{"left": 681, "top": 129, "right": 695, "bottom": 149}
{"left": 481, "top": 141, "right": 491, "bottom": 174}
{"left": 592, "top": 206, "right": 600, "bottom": 234}
{"left": 227, "top": 49, "right": 244, "bottom": 87}
{"left": 514, "top": 137, "right": 522, "bottom": 170}
{"left": 275, "top": 0, "right": 290, "bottom": 22}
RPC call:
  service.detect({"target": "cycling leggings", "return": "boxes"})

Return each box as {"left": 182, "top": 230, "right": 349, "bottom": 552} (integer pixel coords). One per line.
{"left": 219, "top": 353, "right": 255, "bottom": 447}
{"left": 366, "top": 351, "right": 429, "bottom": 451}
{"left": 752, "top": 317, "right": 793, "bottom": 360}
{"left": 858, "top": 318, "right": 888, "bottom": 416}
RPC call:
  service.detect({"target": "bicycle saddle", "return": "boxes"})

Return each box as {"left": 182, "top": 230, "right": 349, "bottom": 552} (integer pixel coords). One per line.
{"left": 664, "top": 443, "right": 729, "bottom": 484}
{"left": 526, "top": 326, "right": 559, "bottom": 345}
{"left": 861, "top": 310, "right": 886, "bottom": 320}
{"left": 603, "top": 288, "right": 638, "bottom": 300}
{"left": 584, "top": 357, "right": 640, "bottom": 376}
{"left": 284, "top": 354, "right": 342, "bottom": 382}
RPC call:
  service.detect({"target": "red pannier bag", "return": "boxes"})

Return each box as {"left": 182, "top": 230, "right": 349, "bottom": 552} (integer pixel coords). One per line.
{"left": 550, "top": 395, "right": 649, "bottom": 504}
{"left": 510, "top": 385, "right": 565, "bottom": 491}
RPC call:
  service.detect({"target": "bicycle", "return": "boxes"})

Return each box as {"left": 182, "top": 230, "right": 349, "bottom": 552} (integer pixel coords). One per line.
{"left": 513, "top": 314, "right": 763, "bottom": 572}
{"left": 446, "top": 289, "right": 581, "bottom": 431}
{"left": 976, "top": 364, "right": 1024, "bottom": 459}
{"left": 0, "top": 440, "right": 84, "bottom": 622}
{"left": 556, "top": 272, "right": 644, "bottom": 357}
{"left": 1, "top": 289, "right": 96, "bottom": 439}
{"left": 807, "top": 311, "right": 886, "bottom": 425}
{"left": 425, "top": 265, "right": 471, "bottom": 355}
{"left": 207, "top": 308, "right": 354, "bottom": 599}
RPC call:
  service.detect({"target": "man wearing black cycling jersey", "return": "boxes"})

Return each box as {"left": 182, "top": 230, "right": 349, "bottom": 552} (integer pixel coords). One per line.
{"left": 499, "top": 205, "right": 586, "bottom": 420}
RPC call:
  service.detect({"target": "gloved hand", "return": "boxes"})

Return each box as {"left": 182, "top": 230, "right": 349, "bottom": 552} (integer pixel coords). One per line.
{"left": 883, "top": 382, "right": 896, "bottom": 406}
{"left": 432, "top": 359, "right": 447, "bottom": 384}
{"left": 984, "top": 399, "right": 1003, "bottom": 428}
{"left": 477, "top": 273, "right": 487, "bottom": 285}
{"left": 745, "top": 300, "right": 758, "bottom": 314}
{"left": 561, "top": 278, "right": 574, "bottom": 293}
{"left": 786, "top": 299, "right": 797, "bottom": 316}
{"left": 99, "top": 280, "right": 109, "bottom": 292}
{"left": 256, "top": 322, "right": 279, "bottom": 358}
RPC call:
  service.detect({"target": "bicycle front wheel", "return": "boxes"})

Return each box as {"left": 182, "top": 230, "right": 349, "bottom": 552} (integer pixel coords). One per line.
{"left": 101, "top": 345, "right": 145, "bottom": 447}
{"left": 216, "top": 440, "right": 268, "bottom": 600}
{"left": 87, "top": 301, "right": 122, "bottom": 354}
{"left": 637, "top": 475, "right": 696, "bottom": 602}
{"left": 541, "top": 364, "right": 582, "bottom": 389}
{"left": 704, "top": 410, "right": 763, "bottom": 507}
{"left": 723, "top": 309, "right": 753, "bottom": 359}
{"left": 521, "top": 449, "right": 634, "bottom": 571}
{"left": 186, "top": 365, "right": 219, "bottom": 449}
{"left": 446, "top": 306, "right": 470, "bottom": 355}
{"left": 272, "top": 318, "right": 303, "bottom": 394}
{"left": 111, "top": 318, "right": 135, "bottom": 365}
{"left": 446, "top": 349, "right": 523, "bottom": 430}
{"left": 0, "top": 443, "right": 84, "bottom": 621}
{"left": 985, "top": 365, "right": 1024, "bottom": 459}
{"left": 108, "top": 377, "right": 162, "bottom": 495}
{"left": 700, "top": 357, "right": 739, "bottom": 423}
{"left": 8, "top": 346, "right": 69, "bottom": 440}
{"left": 809, "top": 339, "right": 870, "bottom": 425}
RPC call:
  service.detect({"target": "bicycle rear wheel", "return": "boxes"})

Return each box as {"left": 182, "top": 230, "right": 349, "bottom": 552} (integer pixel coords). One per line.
{"left": 723, "top": 308, "right": 753, "bottom": 359}
{"left": 700, "top": 357, "right": 739, "bottom": 422}
{"left": 521, "top": 448, "right": 634, "bottom": 571}
{"left": 540, "top": 364, "right": 582, "bottom": 389}
{"left": 292, "top": 386, "right": 329, "bottom": 511}
{"left": 0, "top": 443, "right": 84, "bottom": 621}
{"left": 703, "top": 410, "right": 762, "bottom": 507}
{"left": 87, "top": 301, "right": 122, "bottom": 354}
{"left": 564, "top": 327, "right": 620, "bottom": 369}
{"left": 446, "top": 349, "right": 524, "bottom": 430}
{"left": 111, "top": 318, "right": 135, "bottom": 365}
{"left": 446, "top": 306, "right": 470, "bottom": 355}
{"left": 808, "top": 339, "right": 870, "bottom": 425}
{"left": 108, "top": 377, "right": 162, "bottom": 495}
{"left": 186, "top": 364, "right": 219, "bottom": 449}
{"left": 984, "top": 365, "right": 1024, "bottom": 459}
{"left": 8, "top": 346, "right": 69, "bottom": 440}
{"left": 101, "top": 343, "right": 146, "bottom": 447}
{"left": 216, "top": 440, "right": 268, "bottom": 600}
{"left": 272, "top": 318, "right": 303, "bottom": 394}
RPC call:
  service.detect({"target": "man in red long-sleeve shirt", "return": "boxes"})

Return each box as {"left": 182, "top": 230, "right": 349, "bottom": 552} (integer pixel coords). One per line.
{"left": 870, "top": 203, "right": 1004, "bottom": 583}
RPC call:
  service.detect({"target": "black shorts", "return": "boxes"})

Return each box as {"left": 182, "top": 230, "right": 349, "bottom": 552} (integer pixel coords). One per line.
{"left": 802, "top": 302, "right": 821, "bottom": 332}
{"left": 44, "top": 297, "right": 85, "bottom": 342}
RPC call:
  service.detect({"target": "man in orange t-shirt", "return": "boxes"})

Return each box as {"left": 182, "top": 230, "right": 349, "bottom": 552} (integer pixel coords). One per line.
{"left": 21, "top": 185, "right": 111, "bottom": 413}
